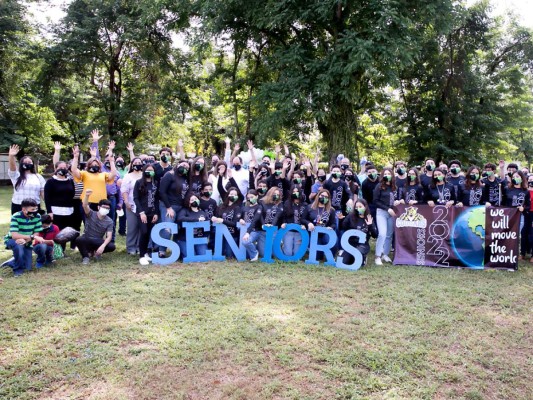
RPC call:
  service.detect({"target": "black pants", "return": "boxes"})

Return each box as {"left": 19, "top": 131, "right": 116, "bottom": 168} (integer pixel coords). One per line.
{"left": 138, "top": 216, "right": 156, "bottom": 257}
{"left": 75, "top": 235, "right": 116, "bottom": 258}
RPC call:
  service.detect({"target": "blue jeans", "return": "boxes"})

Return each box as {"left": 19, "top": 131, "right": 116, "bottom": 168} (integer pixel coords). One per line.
{"left": 178, "top": 241, "right": 208, "bottom": 260}
{"left": 159, "top": 202, "right": 181, "bottom": 253}
{"left": 282, "top": 231, "right": 302, "bottom": 257}
{"left": 107, "top": 194, "right": 117, "bottom": 242}
{"left": 242, "top": 231, "right": 260, "bottom": 259}
{"left": 33, "top": 243, "right": 53, "bottom": 266}
{"left": 376, "top": 208, "right": 394, "bottom": 257}
{"left": 5, "top": 239, "right": 33, "bottom": 275}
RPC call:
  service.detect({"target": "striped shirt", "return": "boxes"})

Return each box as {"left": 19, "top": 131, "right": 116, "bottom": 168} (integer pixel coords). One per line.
{"left": 4, "top": 212, "right": 43, "bottom": 247}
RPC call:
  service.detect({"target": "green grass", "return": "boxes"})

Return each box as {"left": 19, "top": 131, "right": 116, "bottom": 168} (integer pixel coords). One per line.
{"left": 0, "top": 187, "right": 532, "bottom": 399}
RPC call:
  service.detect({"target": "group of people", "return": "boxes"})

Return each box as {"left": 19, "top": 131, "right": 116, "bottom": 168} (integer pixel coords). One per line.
{"left": 3, "top": 131, "right": 533, "bottom": 276}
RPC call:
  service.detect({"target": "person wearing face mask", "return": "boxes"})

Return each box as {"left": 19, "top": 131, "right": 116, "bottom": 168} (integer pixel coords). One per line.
{"left": 189, "top": 156, "right": 208, "bottom": 195}
{"left": 253, "top": 163, "right": 271, "bottom": 191}
{"left": 456, "top": 166, "right": 484, "bottom": 207}
{"left": 310, "top": 169, "right": 327, "bottom": 202}
{"left": 32, "top": 214, "right": 60, "bottom": 268}
{"left": 500, "top": 161, "right": 519, "bottom": 186}
{"left": 134, "top": 164, "right": 159, "bottom": 265}
{"left": 153, "top": 147, "right": 173, "bottom": 186}
{"left": 267, "top": 161, "right": 290, "bottom": 200}
{"left": 240, "top": 189, "right": 263, "bottom": 261}
{"left": 420, "top": 158, "right": 436, "bottom": 189}
{"left": 340, "top": 199, "right": 377, "bottom": 266}
{"left": 256, "top": 187, "right": 284, "bottom": 258}
{"left": 301, "top": 189, "right": 336, "bottom": 261}
{"left": 230, "top": 156, "right": 249, "bottom": 196}
{"left": 290, "top": 170, "right": 312, "bottom": 203}
{"left": 7, "top": 144, "right": 46, "bottom": 215}
{"left": 208, "top": 161, "right": 230, "bottom": 204}
{"left": 256, "top": 179, "right": 269, "bottom": 201}
{"left": 2, "top": 198, "right": 44, "bottom": 276}
{"left": 502, "top": 171, "right": 530, "bottom": 256}
{"left": 158, "top": 160, "right": 191, "bottom": 257}
{"left": 44, "top": 161, "right": 76, "bottom": 242}
{"left": 373, "top": 168, "right": 400, "bottom": 265}
{"left": 324, "top": 165, "right": 353, "bottom": 223}
{"left": 176, "top": 193, "right": 209, "bottom": 260}
{"left": 212, "top": 187, "right": 243, "bottom": 258}
{"left": 280, "top": 186, "right": 308, "bottom": 257}
{"left": 75, "top": 189, "right": 116, "bottom": 265}
{"left": 394, "top": 161, "right": 408, "bottom": 189}
{"left": 361, "top": 165, "right": 380, "bottom": 220}
{"left": 71, "top": 145, "right": 117, "bottom": 211}
{"left": 402, "top": 168, "right": 425, "bottom": 205}
{"left": 115, "top": 156, "right": 128, "bottom": 236}
{"left": 447, "top": 160, "right": 465, "bottom": 200}
{"left": 425, "top": 167, "right": 456, "bottom": 207}
{"left": 121, "top": 157, "right": 145, "bottom": 255}
{"left": 198, "top": 183, "right": 218, "bottom": 250}
{"left": 482, "top": 162, "right": 503, "bottom": 206}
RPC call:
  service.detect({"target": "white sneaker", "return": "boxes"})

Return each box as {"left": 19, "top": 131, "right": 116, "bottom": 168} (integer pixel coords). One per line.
{"left": 382, "top": 255, "right": 392, "bottom": 263}
{"left": 375, "top": 257, "right": 383, "bottom": 266}
{"left": 144, "top": 253, "right": 152, "bottom": 262}
{"left": 250, "top": 253, "right": 259, "bottom": 262}
{"left": 139, "top": 257, "right": 150, "bottom": 266}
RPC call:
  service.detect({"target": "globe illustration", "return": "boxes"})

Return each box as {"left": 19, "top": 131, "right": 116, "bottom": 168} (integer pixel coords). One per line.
{"left": 450, "top": 206, "right": 485, "bottom": 269}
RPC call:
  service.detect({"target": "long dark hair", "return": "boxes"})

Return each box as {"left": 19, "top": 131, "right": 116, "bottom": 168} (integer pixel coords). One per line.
{"left": 138, "top": 164, "right": 156, "bottom": 195}
{"left": 173, "top": 160, "right": 189, "bottom": 195}
{"left": 379, "top": 168, "right": 396, "bottom": 191}
{"left": 350, "top": 198, "right": 370, "bottom": 223}
{"left": 219, "top": 186, "right": 243, "bottom": 210}
{"left": 15, "top": 156, "right": 37, "bottom": 191}
{"left": 508, "top": 171, "right": 528, "bottom": 190}
{"left": 464, "top": 166, "right": 481, "bottom": 190}
{"left": 405, "top": 168, "right": 420, "bottom": 188}
{"left": 283, "top": 185, "right": 303, "bottom": 209}
{"left": 190, "top": 156, "right": 208, "bottom": 184}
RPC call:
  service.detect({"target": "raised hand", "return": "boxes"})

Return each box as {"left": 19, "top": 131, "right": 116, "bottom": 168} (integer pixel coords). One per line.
{"left": 8, "top": 144, "right": 20, "bottom": 156}
{"left": 72, "top": 145, "right": 80, "bottom": 157}
{"left": 366, "top": 214, "right": 373, "bottom": 225}
{"left": 126, "top": 142, "right": 134, "bottom": 152}
{"left": 54, "top": 141, "right": 62, "bottom": 151}
{"left": 108, "top": 140, "right": 116, "bottom": 151}
{"left": 234, "top": 143, "right": 240, "bottom": 152}
{"left": 274, "top": 144, "right": 281, "bottom": 153}
{"left": 224, "top": 137, "right": 231, "bottom": 146}
{"left": 90, "top": 129, "right": 102, "bottom": 142}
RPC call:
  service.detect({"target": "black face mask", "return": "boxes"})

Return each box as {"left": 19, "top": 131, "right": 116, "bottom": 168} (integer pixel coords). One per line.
{"left": 202, "top": 191, "right": 211, "bottom": 198}
{"left": 104, "top": 162, "right": 111, "bottom": 169}
{"left": 345, "top": 175, "right": 353, "bottom": 182}
{"left": 451, "top": 167, "right": 460, "bottom": 175}
{"left": 291, "top": 192, "right": 299, "bottom": 199}
{"left": 142, "top": 160, "right": 148, "bottom": 165}
{"left": 508, "top": 171, "right": 515, "bottom": 178}
{"left": 274, "top": 170, "right": 282, "bottom": 176}
{"left": 191, "top": 200, "right": 200, "bottom": 208}
{"left": 234, "top": 165, "right": 242, "bottom": 171}
{"left": 230, "top": 195, "right": 239, "bottom": 202}
{"left": 177, "top": 166, "right": 188, "bottom": 176}
{"left": 332, "top": 173, "right": 341, "bottom": 179}
{"left": 89, "top": 165, "right": 100, "bottom": 173}
{"left": 293, "top": 178, "right": 302, "bottom": 184}
{"left": 469, "top": 174, "right": 478, "bottom": 181}
{"left": 426, "top": 164, "right": 434, "bottom": 171}
{"left": 369, "top": 173, "right": 378, "bottom": 180}
{"left": 116, "top": 161, "right": 125, "bottom": 169}
{"left": 160, "top": 155, "right": 168, "bottom": 163}
{"left": 195, "top": 163, "right": 204, "bottom": 171}
{"left": 396, "top": 167, "right": 405, "bottom": 175}
{"left": 260, "top": 169, "right": 268, "bottom": 176}
{"left": 56, "top": 168, "right": 68, "bottom": 176}
{"left": 27, "top": 211, "right": 37, "bottom": 218}
{"left": 512, "top": 178, "right": 522, "bottom": 186}
{"left": 482, "top": 172, "right": 488, "bottom": 178}
{"left": 132, "top": 164, "right": 143, "bottom": 171}
{"left": 273, "top": 194, "right": 280, "bottom": 201}
{"left": 528, "top": 181, "right": 533, "bottom": 188}
{"left": 317, "top": 175, "right": 326, "bottom": 182}
{"left": 22, "top": 163, "right": 34, "bottom": 170}
{"left": 319, "top": 196, "right": 329, "bottom": 205}
{"left": 258, "top": 188, "right": 267, "bottom": 195}
{"left": 340, "top": 164, "right": 349, "bottom": 171}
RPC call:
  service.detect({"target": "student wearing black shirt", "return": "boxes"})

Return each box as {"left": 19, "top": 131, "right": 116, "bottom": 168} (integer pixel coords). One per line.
{"left": 420, "top": 158, "right": 436, "bottom": 189}
{"left": 310, "top": 169, "right": 327, "bottom": 202}
{"left": 324, "top": 165, "right": 352, "bottom": 214}
{"left": 257, "top": 187, "right": 284, "bottom": 257}
{"left": 394, "top": 161, "right": 408, "bottom": 189}
{"left": 158, "top": 160, "right": 190, "bottom": 257}
{"left": 266, "top": 162, "right": 290, "bottom": 200}
{"left": 301, "top": 188, "right": 336, "bottom": 260}
{"left": 447, "top": 160, "right": 465, "bottom": 200}
{"left": 199, "top": 183, "right": 217, "bottom": 221}
{"left": 177, "top": 193, "right": 208, "bottom": 259}
{"left": 212, "top": 187, "right": 243, "bottom": 258}
{"left": 502, "top": 171, "right": 530, "bottom": 233}
{"left": 482, "top": 162, "right": 503, "bottom": 206}
{"left": 403, "top": 168, "right": 425, "bottom": 205}
{"left": 240, "top": 189, "right": 263, "bottom": 261}
{"left": 256, "top": 179, "right": 268, "bottom": 201}
{"left": 134, "top": 164, "right": 159, "bottom": 265}
{"left": 280, "top": 186, "right": 308, "bottom": 257}
{"left": 425, "top": 168, "right": 456, "bottom": 207}
{"left": 343, "top": 168, "right": 360, "bottom": 201}
{"left": 290, "top": 170, "right": 312, "bottom": 203}
{"left": 153, "top": 147, "right": 173, "bottom": 186}
{"left": 456, "top": 166, "right": 484, "bottom": 207}
{"left": 189, "top": 156, "right": 208, "bottom": 195}
{"left": 361, "top": 165, "right": 380, "bottom": 219}
{"left": 373, "top": 168, "right": 399, "bottom": 265}
{"left": 340, "top": 199, "right": 378, "bottom": 266}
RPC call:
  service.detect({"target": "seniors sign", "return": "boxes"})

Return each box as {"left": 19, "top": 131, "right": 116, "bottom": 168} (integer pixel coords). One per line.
{"left": 393, "top": 205, "right": 520, "bottom": 270}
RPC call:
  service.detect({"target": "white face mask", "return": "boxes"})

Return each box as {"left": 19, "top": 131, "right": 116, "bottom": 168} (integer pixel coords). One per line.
{"left": 98, "top": 208, "right": 110, "bottom": 216}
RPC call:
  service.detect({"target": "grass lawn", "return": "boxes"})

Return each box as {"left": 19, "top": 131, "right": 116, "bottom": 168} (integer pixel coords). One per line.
{"left": 0, "top": 186, "right": 531, "bottom": 399}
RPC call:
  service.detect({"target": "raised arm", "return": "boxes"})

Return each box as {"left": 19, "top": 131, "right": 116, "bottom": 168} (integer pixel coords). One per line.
{"left": 90, "top": 129, "right": 102, "bottom": 160}
{"left": 53, "top": 141, "right": 61, "bottom": 165}
{"left": 8, "top": 144, "right": 19, "bottom": 172}
{"left": 70, "top": 145, "right": 82, "bottom": 180}
{"left": 224, "top": 137, "right": 232, "bottom": 165}
{"left": 247, "top": 140, "right": 257, "bottom": 169}
{"left": 82, "top": 189, "right": 93, "bottom": 215}
{"left": 176, "top": 139, "right": 185, "bottom": 160}
{"left": 126, "top": 142, "right": 135, "bottom": 162}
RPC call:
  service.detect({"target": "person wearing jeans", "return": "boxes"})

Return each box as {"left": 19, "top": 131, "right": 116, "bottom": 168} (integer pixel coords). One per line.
{"left": 280, "top": 186, "right": 307, "bottom": 257}
{"left": 3, "top": 198, "right": 43, "bottom": 276}
{"left": 32, "top": 214, "right": 59, "bottom": 268}
{"left": 75, "top": 190, "right": 115, "bottom": 264}
{"left": 240, "top": 189, "right": 263, "bottom": 261}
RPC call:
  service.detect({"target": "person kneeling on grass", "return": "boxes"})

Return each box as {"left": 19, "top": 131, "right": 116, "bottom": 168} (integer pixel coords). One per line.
{"left": 75, "top": 189, "right": 115, "bottom": 265}
{"left": 2, "top": 198, "right": 43, "bottom": 276}
{"left": 33, "top": 214, "right": 59, "bottom": 267}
